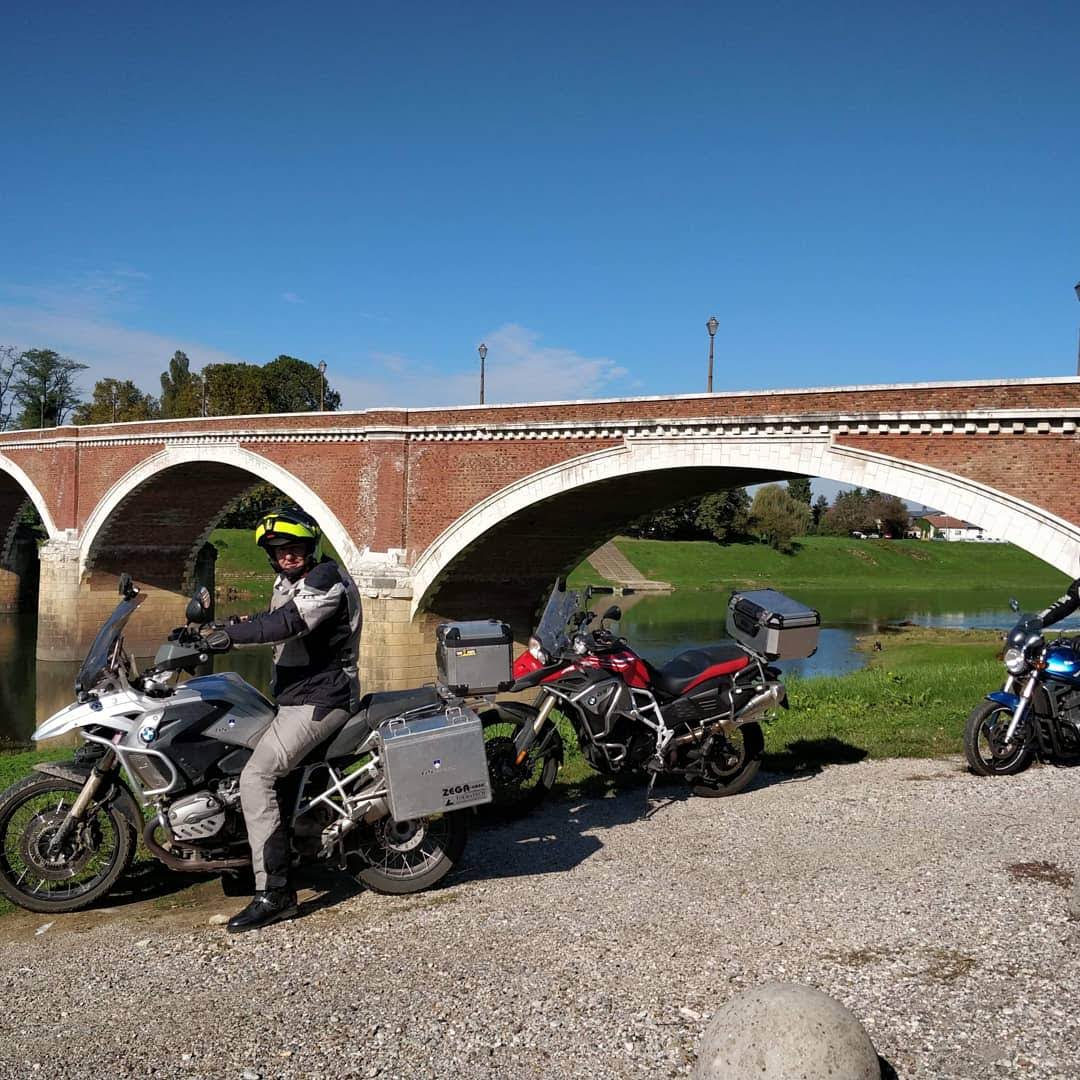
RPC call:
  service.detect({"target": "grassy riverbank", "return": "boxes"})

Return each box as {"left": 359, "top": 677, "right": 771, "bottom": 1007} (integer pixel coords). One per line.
{"left": 572, "top": 535, "right": 1068, "bottom": 593}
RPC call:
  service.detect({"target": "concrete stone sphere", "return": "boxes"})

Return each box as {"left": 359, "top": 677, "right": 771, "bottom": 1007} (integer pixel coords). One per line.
{"left": 692, "top": 982, "right": 881, "bottom": 1080}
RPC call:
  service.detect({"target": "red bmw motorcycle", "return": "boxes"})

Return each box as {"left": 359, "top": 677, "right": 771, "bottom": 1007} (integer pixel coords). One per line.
{"left": 482, "top": 580, "right": 805, "bottom": 814}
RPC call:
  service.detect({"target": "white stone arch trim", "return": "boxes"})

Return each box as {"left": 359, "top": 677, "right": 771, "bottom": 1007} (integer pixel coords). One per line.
{"left": 78, "top": 444, "right": 363, "bottom": 578}
{"left": 410, "top": 435, "right": 1080, "bottom": 615}
{"left": 0, "top": 451, "right": 60, "bottom": 539}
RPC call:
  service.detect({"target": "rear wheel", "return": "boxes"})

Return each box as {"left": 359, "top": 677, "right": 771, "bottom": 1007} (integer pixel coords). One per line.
{"left": 481, "top": 703, "right": 563, "bottom": 819}
{"left": 690, "top": 722, "right": 764, "bottom": 798}
{"left": 0, "top": 775, "right": 136, "bottom": 914}
{"left": 347, "top": 812, "right": 467, "bottom": 895}
{"left": 964, "top": 701, "right": 1035, "bottom": 776}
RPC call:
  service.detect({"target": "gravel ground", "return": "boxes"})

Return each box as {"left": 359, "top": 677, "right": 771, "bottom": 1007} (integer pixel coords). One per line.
{"left": 0, "top": 756, "right": 1078, "bottom": 1080}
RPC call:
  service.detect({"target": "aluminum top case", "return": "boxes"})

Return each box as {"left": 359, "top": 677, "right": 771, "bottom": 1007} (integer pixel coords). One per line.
{"left": 377, "top": 705, "right": 492, "bottom": 820}
{"left": 436, "top": 619, "right": 513, "bottom": 694}
{"left": 726, "top": 589, "right": 820, "bottom": 661}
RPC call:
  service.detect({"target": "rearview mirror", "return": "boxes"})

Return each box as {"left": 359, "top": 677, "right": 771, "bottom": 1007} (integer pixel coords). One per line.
{"left": 601, "top": 604, "right": 621, "bottom": 622}
{"left": 185, "top": 585, "right": 214, "bottom": 625}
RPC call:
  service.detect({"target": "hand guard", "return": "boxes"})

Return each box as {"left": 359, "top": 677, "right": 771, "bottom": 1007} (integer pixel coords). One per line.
{"left": 202, "top": 628, "right": 232, "bottom": 652}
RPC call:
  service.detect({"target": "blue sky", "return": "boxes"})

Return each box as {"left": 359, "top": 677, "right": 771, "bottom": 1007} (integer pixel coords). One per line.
{"left": 1, "top": 1, "right": 1077, "bottom": 413}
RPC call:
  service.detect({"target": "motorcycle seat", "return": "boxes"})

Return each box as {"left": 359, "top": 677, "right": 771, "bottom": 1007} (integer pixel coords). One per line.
{"left": 651, "top": 644, "right": 751, "bottom": 697}
{"left": 322, "top": 686, "right": 443, "bottom": 760}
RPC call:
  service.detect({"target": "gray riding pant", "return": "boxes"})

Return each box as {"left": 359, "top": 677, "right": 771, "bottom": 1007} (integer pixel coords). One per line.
{"left": 240, "top": 704, "right": 348, "bottom": 891}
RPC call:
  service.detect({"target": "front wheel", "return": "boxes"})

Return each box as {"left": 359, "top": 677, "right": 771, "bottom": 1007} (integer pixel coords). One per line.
{"left": 690, "top": 722, "right": 765, "bottom": 798}
{"left": 0, "top": 775, "right": 137, "bottom": 914}
{"left": 347, "top": 812, "right": 467, "bottom": 895}
{"left": 481, "top": 702, "right": 563, "bottom": 819}
{"left": 964, "top": 700, "right": 1035, "bottom": 776}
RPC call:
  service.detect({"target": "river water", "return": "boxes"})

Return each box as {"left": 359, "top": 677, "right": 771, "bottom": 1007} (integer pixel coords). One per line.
{"left": 3, "top": 586, "right": 1077, "bottom": 747}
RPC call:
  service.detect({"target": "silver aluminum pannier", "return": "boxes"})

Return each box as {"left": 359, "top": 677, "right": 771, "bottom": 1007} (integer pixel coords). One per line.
{"left": 377, "top": 705, "right": 493, "bottom": 820}
{"left": 726, "top": 589, "right": 820, "bottom": 661}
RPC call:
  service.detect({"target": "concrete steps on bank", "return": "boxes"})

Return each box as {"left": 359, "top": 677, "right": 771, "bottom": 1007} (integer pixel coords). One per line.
{"left": 584, "top": 540, "right": 671, "bottom": 592}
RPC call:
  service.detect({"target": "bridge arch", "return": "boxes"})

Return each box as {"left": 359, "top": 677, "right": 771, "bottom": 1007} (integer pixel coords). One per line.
{"left": 411, "top": 435, "right": 1080, "bottom": 618}
{"left": 79, "top": 444, "right": 363, "bottom": 585}
{"left": 0, "top": 452, "right": 59, "bottom": 541}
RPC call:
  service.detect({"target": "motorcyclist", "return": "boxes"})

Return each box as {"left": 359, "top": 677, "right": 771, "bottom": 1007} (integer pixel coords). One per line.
{"left": 204, "top": 507, "right": 362, "bottom": 932}
{"left": 1039, "top": 578, "right": 1080, "bottom": 628}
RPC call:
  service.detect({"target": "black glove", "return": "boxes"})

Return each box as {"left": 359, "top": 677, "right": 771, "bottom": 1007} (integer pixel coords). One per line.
{"left": 202, "top": 628, "right": 232, "bottom": 652}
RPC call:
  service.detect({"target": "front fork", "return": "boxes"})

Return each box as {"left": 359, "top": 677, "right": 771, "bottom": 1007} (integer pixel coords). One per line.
{"left": 1002, "top": 676, "right": 1037, "bottom": 745}
{"left": 47, "top": 749, "right": 118, "bottom": 854}
{"left": 512, "top": 692, "right": 557, "bottom": 762}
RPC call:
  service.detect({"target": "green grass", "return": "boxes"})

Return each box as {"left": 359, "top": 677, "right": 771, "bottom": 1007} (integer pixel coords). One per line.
{"left": 573, "top": 535, "right": 1067, "bottom": 593}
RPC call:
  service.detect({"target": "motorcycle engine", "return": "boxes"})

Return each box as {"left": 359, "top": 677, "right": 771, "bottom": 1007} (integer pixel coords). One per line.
{"left": 166, "top": 792, "right": 226, "bottom": 841}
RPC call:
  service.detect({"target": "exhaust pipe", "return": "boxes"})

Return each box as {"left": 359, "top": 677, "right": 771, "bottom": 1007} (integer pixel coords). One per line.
{"left": 669, "top": 683, "right": 786, "bottom": 747}
{"left": 142, "top": 814, "right": 250, "bottom": 873}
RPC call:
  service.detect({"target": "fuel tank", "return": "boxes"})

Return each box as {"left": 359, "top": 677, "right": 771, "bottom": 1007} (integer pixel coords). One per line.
{"left": 180, "top": 672, "right": 277, "bottom": 748}
{"left": 1044, "top": 641, "right": 1080, "bottom": 686}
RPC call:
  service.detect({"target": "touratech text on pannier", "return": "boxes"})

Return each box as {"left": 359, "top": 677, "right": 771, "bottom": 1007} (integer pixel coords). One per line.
{"left": 726, "top": 589, "right": 821, "bottom": 661}
{"left": 435, "top": 620, "right": 513, "bottom": 694}
{"left": 377, "top": 706, "right": 493, "bottom": 819}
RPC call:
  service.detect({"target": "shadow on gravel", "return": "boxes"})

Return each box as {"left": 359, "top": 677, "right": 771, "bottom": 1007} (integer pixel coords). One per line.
{"left": 879, "top": 1054, "right": 900, "bottom": 1079}
{"left": 763, "top": 736, "right": 869, "bottom": 775}
{"left": 93, "top": 859, "right": 206, "bottom": 909}
{"left": 463, "top": 786, "right": 660, "bottom": 882}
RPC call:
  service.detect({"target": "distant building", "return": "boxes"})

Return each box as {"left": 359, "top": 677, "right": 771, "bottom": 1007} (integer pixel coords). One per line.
{"left": 916, "top": 513, "right": 1005, "bottom": 542}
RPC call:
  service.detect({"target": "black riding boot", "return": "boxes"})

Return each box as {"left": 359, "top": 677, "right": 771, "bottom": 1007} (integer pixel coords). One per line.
{"left": 227, "top": 888, "right": 298, "bottom": 933}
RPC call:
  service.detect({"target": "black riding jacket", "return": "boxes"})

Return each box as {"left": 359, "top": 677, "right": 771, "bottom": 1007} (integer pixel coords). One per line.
{"left": 226, "top": 557, "right": 362, "bottom": 712}
{"left": 1039, "top": 578, "right": 1080, "bottom": 628}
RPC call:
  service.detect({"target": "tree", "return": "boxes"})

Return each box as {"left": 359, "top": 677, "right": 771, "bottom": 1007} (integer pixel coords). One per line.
{"left": 12, "top": 349, "right": 87, "bottom": 427}
{"left": 749, "top": 483, "right": 811, "bottom": 552}
{"left": 263, "top": 355, "right": 341, "bottom": 413}
{"left": 217, "top": 482, "right": 284, "bottom": 528}
{"left": 694, "top": 488, "right": 752, "bottom": 543}
{"left": 202, "top": 363, "right": 269, "bottom": 416}
{"left": 160, "top": 351, "right": 204, "bottom": 419}
{"left": 626, "top": 498, "right": 706, "bottom": 540}
{"left": 811, "top": 493, "right": 829, "bottom": 532}
{"left": 73, "top": 378, "right": 159, "bottom": 425}
{"left": 867, "top": 492, "right": 909, "bottom": 538}
{"left": 0, "top": 346, "right": 23, "bottom": 431}
{"left": 820, "top": 488, "right": 875, "bottom": 536}
{"left": 787, "top": 477, "right": 812, "bottom": 505}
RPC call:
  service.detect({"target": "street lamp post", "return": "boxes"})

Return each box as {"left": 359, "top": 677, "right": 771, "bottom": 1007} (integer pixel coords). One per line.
{"left": 705, "top": 316, "right": 719, "bottom": 393}
{"left": 1074, "top": 281, "right": 1080, "bottom": 376}
{"left": 317, "top": 361, "right": 327, "bottom": 411}
{"left": 478, "top": 343, "right": 487, "bottom": 405}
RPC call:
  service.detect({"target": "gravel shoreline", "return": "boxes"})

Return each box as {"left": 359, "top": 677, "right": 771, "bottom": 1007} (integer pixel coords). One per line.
{"left": 1, "top": 756, "right": 1078, "bottom": 1080}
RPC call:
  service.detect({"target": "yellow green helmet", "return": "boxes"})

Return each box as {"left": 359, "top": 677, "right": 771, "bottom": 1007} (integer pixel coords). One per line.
{"left": 254, "top": 507, "right": 322, "bottom": 552}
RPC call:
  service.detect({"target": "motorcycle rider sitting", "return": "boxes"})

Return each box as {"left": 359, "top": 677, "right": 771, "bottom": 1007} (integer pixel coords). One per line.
{"left": 205, "top": 507, "right": 362, "bottom": 933}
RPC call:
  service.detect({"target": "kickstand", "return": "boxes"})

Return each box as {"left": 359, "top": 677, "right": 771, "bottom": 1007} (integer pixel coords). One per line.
{"left": 642, "top": 766, "right": 659, "bottom": 819}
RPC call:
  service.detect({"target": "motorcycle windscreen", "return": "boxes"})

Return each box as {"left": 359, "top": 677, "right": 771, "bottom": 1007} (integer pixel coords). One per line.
{"left": 74, "top": 593, "right": 145, "bottom": 696}
{"left": 533, "top": 579, "right": 581, "bottom": 657}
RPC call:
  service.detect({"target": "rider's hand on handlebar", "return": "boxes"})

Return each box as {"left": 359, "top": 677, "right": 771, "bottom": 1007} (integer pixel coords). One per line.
{"left": 201, "top": 627, "right": 232, "bottom": 652}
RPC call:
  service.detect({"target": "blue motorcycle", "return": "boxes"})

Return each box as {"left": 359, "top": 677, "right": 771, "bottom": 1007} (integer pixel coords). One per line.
{"left": 964, "top": 599, "right": 1080, "bottom": 775}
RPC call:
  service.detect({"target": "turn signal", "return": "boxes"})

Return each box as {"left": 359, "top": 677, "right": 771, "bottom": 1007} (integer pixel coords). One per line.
{"left": 515, "top": 749, "right": 528, "bottom": 766}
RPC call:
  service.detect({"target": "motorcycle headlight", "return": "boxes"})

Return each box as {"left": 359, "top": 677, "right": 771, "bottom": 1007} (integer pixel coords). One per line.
{"left": 1003, "top": 647, "right": 1028, "bottom": 675}
{"left": 573, "top": 634, "right": 588, "bottom": 655}
{"left": 527, "top": 637, "right": 547, "bottom": 664}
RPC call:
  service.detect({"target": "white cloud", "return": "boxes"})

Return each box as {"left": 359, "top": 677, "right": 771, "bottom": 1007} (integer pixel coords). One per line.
{"left": 281, "top": 292, "right": 304, "bottom": 304}
{"left": 334, "top": 324, "right": 628, "bottom": 410}
{"left": 0, "top": 274, "right": 252, "bottom": 392}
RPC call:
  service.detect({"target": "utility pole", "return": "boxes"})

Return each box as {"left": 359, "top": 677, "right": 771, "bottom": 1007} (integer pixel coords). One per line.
{"left": 478, "top": 343, "right": 488, "bottom": 404}
{"left": 705, "top": 316, "right": 718, "bottom": 393}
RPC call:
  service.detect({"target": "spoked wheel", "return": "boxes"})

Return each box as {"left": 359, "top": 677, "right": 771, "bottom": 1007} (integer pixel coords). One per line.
{"left": 0, "top": 776, "right": 136, "bottom": 914}
{"left": 481, "top": 703, "right": 563, "bottom": 819}
{"left": 964, "top": 701, "right": 1035, "bottom": 776}
{"left": 347, "top": 812, "right": 467, "bottom": 895}
{"left": 691, "top": 722, "right": 765, "bottom": 798}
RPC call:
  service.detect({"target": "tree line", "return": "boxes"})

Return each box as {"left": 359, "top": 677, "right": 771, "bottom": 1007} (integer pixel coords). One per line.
{"left": 628, "top": 480, "right": 910, "bottom": 553}
{"left": 0, "top": 346, "right": 341, "bottom": 430}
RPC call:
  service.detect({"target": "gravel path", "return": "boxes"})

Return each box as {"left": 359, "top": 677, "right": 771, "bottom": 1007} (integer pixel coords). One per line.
{"left": 1, "top": 757, "right": 1078, "bottom": 1080}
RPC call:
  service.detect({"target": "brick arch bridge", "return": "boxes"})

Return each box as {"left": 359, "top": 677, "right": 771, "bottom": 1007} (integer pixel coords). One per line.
{"left": 1, "top": 375, "right": 1078, "bottom": 690}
